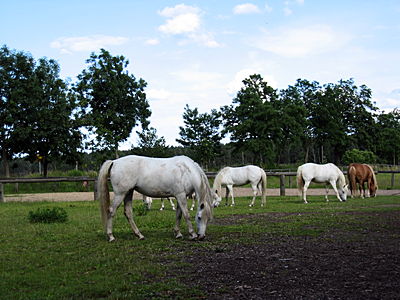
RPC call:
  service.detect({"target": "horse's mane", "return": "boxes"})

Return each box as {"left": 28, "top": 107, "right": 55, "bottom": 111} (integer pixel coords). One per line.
{"left": 190, "top": 159, "right": 213, "bottom": 219}
{"left": 334, "top": 165, "right": 347, "bottom": 187}
{"left": 365, "top": 164, "right": 378, "bottom": 189}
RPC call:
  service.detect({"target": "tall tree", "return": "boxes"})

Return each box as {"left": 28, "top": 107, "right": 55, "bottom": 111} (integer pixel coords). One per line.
{"left": 375, "top": 109, "right": 400, "bottom": 164}
{"left": 222, "top": 74, "right": 280, "bottom": 165}
{"left": 18, "top": 58, "right": 82, "bottom": 176}
{"left": 75, "top": 49, "right": 151, "bottom": 157}
{"left": 176, "top": 104, "right": 223, "bottom": 168}
{"left": 0, "top": 45, "right": 35, "bottom": 176}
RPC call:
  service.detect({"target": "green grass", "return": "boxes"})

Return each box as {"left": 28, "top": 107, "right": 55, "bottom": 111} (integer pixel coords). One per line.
{"left": 0, "top": 195, "right": 399, "bottom": 299}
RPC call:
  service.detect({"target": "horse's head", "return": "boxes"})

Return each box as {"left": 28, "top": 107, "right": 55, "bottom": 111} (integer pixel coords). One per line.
{"left": 369, "top": 183, "right": 378, "bottom": 197}
{"left": 212, "top": 189, "right": 222, "bottom": 207}
{"left": 196, "top": 202, "right": 212, "bottom": 240}
{"left": 339, "top": 184, "right": 348, "bottom": 201}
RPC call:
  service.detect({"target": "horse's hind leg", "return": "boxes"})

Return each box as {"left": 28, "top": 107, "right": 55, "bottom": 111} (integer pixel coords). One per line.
{"left": 174, "top": 203, "right": 183, "bottom": 238}
{"left": 124, "top": 191, "right": 144, "bottom": 240}
{"left": 106, "top": 193, "right": 125, "bottom": 242}
{"left": 302, "top": 181, "right": 310, "bottom": 203}
{"left": 325, "top": 184, "right": 330, "bottom": 202}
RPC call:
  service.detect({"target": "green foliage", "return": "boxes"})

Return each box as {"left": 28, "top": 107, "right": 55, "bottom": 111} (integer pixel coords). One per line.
{"left": 177, "top": 104, "right": 223, "bottom": 167}
{"left": 342, "top": 149, "right": 377, "bottom": 165}
{"left": 134, "top": 203, "right": 149, "bottom": 216}
{"left": 75, "top": 48, "right": 151, "bottom": 155}
{"left": 28, "top": 207, "right": 68, "bottom": 223}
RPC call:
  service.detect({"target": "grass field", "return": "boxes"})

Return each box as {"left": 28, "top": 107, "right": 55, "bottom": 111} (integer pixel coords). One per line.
{"left": 0, "top": 195, "right": 399, "bottom": 299}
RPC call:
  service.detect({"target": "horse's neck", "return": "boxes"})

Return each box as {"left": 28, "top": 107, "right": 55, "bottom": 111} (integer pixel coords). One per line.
{"left": 213, "top": 173, "right": 223, "bottom": 192}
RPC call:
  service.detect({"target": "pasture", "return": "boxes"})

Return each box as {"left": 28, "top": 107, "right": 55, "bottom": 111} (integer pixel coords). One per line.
{"left": 0, "top": 195, "right": 399, "bottom": 299}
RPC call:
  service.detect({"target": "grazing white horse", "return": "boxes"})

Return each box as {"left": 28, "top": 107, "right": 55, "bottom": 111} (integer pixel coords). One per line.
{"left": 97, "top": 155, "right": 213, "bottom": 241}
{"left": 297, "top": 163, "right": 348, "bottom": 204}
{"left": 213, "top": 165, "right": 267, "bottom": 207}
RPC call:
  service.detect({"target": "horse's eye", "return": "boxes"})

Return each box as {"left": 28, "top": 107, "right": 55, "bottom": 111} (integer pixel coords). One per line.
{"left": 197, "top": 216, "right": 201, "bottom": 221}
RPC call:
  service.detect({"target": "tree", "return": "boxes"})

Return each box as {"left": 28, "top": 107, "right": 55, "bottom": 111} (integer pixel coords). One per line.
{"left": 75, "top": 49, "right": 151, "bottom": 157}
{"left": 222, "top": 74, "right": 280, "bottom": 165}
{"left": 375, "top": 109, "right": 400, "bottom": 164}
{"left": 19, "top": 58, "right": 82, "bottom": 176}
{"left": 176, "top": 105, "right": 223, "bottom": 168}
{"left": 133, "top": 127, "right": 169, "bottom": 157}
{"left": 0, "top": 45, "right": 35, "bottom": 176}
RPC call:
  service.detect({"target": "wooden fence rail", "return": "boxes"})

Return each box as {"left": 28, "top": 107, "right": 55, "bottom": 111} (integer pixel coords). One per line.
{"left": 0, "top": 170, "right": 399, "bottom": 203}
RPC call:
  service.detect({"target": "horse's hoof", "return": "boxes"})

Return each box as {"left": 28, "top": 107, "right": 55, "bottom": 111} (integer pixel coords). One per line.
{"left": 138, "top": 235, "right": 145, "bottom": 240}
{"left": 175, "top": 233, "right": 183, "bottom": 239}
{"left": 189, "top": 233, "right": 198, "bottom": 240}
{"left": 198, "top": 235, "right": 205, "bottom": 241}
{"left": 108, "top": 236, "right": 116, "bottom": 242}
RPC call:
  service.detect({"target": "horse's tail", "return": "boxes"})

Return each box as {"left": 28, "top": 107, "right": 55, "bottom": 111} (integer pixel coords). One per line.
{"left": 348, "top": 165, "right": 356, "bottom": 195}
{"left": 97, "top": 160, "right": 114, "bottom": 229}
{"left": 296, "top": 165, "right": 304, "bottom": 194}
{"left": 259, "top": 169, "right": 267, "bottom": 205}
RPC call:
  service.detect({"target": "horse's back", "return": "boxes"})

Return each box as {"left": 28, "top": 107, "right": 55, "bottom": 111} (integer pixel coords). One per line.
{"left": 299, "top": 163, "right": 341, "bottom": 182}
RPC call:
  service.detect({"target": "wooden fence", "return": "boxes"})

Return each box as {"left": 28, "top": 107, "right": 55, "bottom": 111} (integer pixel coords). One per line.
{"left": 1, "top": 171, "right": 399, "bottom": 203}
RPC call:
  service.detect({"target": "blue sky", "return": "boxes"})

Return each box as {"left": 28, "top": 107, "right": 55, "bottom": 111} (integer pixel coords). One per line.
{"left": 2, "top": 0, "right": 400, "bottom": 147}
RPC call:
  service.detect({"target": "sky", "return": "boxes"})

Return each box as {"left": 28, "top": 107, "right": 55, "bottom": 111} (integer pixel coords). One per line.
{"left": 2, "top": 0, "right": 400, "bottom": 148}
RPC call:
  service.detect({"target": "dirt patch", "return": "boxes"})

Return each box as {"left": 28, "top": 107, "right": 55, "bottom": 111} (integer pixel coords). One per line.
{"left": 168, "top": 211, "right": 400, "bottom": 299}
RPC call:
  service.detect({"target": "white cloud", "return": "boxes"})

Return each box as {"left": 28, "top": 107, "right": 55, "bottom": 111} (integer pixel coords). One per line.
{"left": 158, "top": 12, "right": 201, "bottom": 35}
{"left": 233, "top": 3, "right": 261, "bottom": 15}
{"left": 254, "top": 25, "right": 350, "bottom": 58}
{"left": 145, "top": 38, "right": 160, "bottom": 46}
{"left": 158, "top": 4, "right": 220, "bottom": 48}
{"left": 50, "top": 35, "right": 128, "bottom": 54}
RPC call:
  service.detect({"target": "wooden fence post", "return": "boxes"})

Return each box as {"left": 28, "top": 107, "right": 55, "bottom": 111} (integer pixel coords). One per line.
{"left": 0, "top": 183, "right": 4, "bottom": 203}
{"left": 279, "top": 175, "right": 285, "bottom": 196}
{"left": 391, "top": 173, "right": 395, "bottom": 189}
{"left": 93, "top": 179, "right": 97, "bottom": 201}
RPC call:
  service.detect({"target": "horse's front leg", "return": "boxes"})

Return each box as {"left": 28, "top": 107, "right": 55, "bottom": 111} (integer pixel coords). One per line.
{"left": 330, "top": 181, "right": 342, "bottom": 202}
{"left": 325, "top": 184, "right": 330, "bottom": 202}
{"left": 176, "top": 193, "right": 197, "bottom": 240}
{"left": 249, "top": 184, "right": 258, "bottom": 207}
{"left": 225, "top": 186, "right": 229, "bottom": 206}
{"left": 227, "top": 185, "right": 235, "bottom": 206}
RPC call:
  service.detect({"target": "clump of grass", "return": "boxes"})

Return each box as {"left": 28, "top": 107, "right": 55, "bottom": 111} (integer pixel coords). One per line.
{"left": 28, "top": 207, "right": 68, "bottom": 223}
{"left": 134, "top": 203, "right": 148, "bottom": 216}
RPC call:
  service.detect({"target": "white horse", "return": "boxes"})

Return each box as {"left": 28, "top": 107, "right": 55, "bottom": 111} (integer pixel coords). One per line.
{"left": 297, "top": 163, "right": 348, "bottom": 204}
{"left": 143, "top": 196, "right": 176, "bottom": 211}
{"left": 213, "top": 165, "right": 267, "bottom": 207}
{"left": 97, "top": 155, "right": 213, "bottom": 241}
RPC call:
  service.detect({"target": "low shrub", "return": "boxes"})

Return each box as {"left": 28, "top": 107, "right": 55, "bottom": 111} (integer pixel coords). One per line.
{"left": 28, "top": 207, "right": 68, "bottom": 223}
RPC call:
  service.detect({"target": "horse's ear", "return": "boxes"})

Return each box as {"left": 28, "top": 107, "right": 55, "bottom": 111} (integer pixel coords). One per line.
{"left": 200, "top": 203, "right": 205, "bottom": 210}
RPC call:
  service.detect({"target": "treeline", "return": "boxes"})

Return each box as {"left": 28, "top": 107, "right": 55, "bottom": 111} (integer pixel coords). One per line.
{"left": 1, "top": 45, "right": 400, "bottom": 177}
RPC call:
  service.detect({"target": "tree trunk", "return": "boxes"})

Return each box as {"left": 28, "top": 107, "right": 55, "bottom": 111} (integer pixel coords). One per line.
{"left": 2, "top": 147, "right": 10, "bottom": 177}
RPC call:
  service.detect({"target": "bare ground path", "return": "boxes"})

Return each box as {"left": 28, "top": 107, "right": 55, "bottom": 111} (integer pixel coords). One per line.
{"left": 4, "top": 188, "right": 400, "bottom": 202}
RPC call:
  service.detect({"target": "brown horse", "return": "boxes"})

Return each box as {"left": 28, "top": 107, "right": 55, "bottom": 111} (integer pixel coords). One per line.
{"left": 347, "top": 163, "right": 378, "bottom": 198}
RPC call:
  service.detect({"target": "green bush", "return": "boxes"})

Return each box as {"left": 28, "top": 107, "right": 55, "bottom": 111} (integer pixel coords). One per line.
{"left": 28, "top": 207, "right": 68, "bottom": 223}
{"left": 134, "top": 203, "right": 148, "bottom": 216}
{"left": 342, "top": 149, "right": 377, "bottom": 165}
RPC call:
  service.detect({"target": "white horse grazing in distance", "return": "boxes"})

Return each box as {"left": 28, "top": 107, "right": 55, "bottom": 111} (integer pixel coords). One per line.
{"left": 213, "top": 165, "right": 267, "bottom": 207}
{"left": 97, "top": 155, "right": 213, "bottom": 241}
{"left": 297, "top": 163, "right": 348, "bottom": 204}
